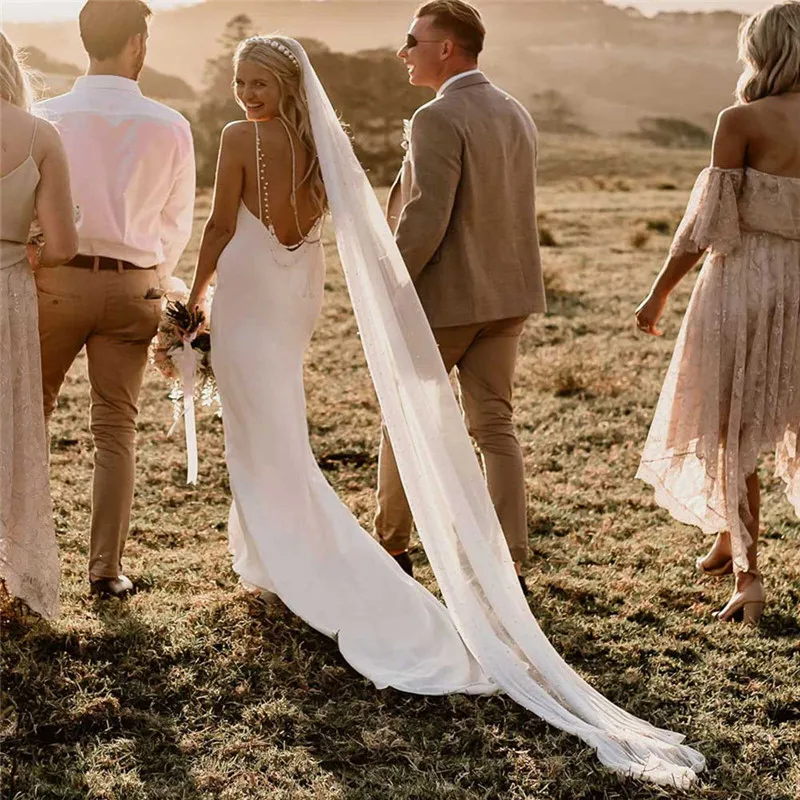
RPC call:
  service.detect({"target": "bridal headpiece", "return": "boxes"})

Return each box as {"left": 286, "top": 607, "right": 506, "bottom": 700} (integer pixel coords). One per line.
{"left": 263, "top": 38, "right": 301, "bottom": 71}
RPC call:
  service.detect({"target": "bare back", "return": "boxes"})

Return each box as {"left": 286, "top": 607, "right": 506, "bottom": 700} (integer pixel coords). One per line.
{"left": 238, "top": 119, "right": 321, "bottom": 247}
{"left": 742, "top": 93, "right": 800, "bottom": 178}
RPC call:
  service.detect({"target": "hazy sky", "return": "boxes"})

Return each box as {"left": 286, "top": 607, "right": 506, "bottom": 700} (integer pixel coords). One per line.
{"left": 1, "top": 0, "right": 203, "bottom": 24}
{"left": 0, "top": 0, "right": 774, "bottom": 24}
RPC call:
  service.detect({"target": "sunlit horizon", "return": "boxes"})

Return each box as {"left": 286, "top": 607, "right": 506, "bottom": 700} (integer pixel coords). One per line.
{"left": 0, "top": 0, "right": 775, "bottom": 25}
{"left": 1, "top": 0, "right": 204, "bottom": 25}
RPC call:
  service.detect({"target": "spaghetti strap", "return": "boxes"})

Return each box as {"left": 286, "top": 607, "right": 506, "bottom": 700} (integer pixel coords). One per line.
{"left": 252, "top": 117, "right": 322, "bottom": 247}
{"left": 29, "top": 117, "right": 38, "bottom": 156}
{"left": 276, "top": 117, "right": 303, "bottom": 240}
{"left": 254, "top": 121, "right": 264, "bottom": 225}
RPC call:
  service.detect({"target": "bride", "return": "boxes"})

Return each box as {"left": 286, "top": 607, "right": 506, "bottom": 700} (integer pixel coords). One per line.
{"left": 187, "top": 35, "right": 705, "bottom": 786}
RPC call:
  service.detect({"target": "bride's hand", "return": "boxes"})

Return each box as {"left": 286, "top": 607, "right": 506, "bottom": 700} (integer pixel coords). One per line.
{"left": 180, "top": 289, "right": 206, "bottom": 331}
{"left": 635, "top": 291, "right": 667, "bottom": 336}
{"left": 186, "top": 291, "right": 206, "bottom": 314}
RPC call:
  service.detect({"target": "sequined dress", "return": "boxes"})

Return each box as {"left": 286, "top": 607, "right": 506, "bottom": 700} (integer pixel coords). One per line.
{"left": 0, "top": 152, "right": 60, "bottom": 617}
{"left": 637, "top": 167, "right": 800, "bottom": 572}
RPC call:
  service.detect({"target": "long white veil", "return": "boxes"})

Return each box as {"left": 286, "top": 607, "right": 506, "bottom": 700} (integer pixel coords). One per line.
{"left": 286, "top": 38, "right": 705, "bottom": 787}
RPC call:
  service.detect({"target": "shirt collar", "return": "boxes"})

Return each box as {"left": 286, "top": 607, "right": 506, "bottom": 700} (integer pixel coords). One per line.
{"left": 72, "top": 75, "right": 143, "bottom": 95}
{"left": 437, "top": 69, "right": 483, "bottom": 97}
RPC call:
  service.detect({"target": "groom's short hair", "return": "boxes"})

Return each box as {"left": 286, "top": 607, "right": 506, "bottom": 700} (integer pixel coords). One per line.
{"left": 79, "top": 0, "right": 152, "bottom": 61}
{"left": 416, "top": 0, "right": 485, "bottom": 58}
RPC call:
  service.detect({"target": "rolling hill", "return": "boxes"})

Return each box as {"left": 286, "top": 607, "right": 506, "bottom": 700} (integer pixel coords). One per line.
{"left": 6, "top": 0, "right": 745, "bottom": 134}
{"left": 21, "top": 46, "right": 196, "bottom": 102}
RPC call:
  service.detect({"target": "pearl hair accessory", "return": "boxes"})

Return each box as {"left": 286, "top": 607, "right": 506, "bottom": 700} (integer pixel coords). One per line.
{"left": 264, "top": 38, "right": 300, "bottom": 70}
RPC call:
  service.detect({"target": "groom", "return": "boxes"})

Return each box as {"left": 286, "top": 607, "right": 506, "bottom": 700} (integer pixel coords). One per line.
{"left": 36, "top": 0, "right": 195, "bottom": 597}
{"left": 375, "top": 0, "right": 545, "bottom": 593}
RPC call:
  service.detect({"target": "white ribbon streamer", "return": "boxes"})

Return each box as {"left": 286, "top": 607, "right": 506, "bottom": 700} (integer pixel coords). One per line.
{"left": 177, "top": 338, "right": 199, "bottom": 485}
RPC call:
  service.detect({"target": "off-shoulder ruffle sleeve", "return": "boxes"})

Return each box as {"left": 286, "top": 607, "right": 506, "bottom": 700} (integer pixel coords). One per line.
{"left": 669, "top": 167, "right": 744, "bottom": 258}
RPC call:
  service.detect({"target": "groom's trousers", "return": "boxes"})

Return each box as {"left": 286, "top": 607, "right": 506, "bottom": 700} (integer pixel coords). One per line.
{"left": 375, "top": 316, "right": 529, "bottom": 565}
{"left": 36, "top": 263, "right": 162, "bottom": 580}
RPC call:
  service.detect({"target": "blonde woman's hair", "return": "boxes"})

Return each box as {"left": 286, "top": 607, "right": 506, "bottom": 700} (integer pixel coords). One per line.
{"left": 736, "top": 1, "right": 800, "bottom": 103}
{"left": 0, "top": 32, "right": 34, "bottom": 109}
{"left": 233, "top": 35, "right": 327, "bottom": 218}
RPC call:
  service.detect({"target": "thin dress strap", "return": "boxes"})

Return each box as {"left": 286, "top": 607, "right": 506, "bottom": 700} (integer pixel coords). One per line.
{"left": 254, "top": 121, "right": 264, "bottom": 225}
{"left": 254, "top": 117, "right": 318, "bottom": 247}
{"left": 277, "top": 118, "right": 323, "bottom": 245}
{"left": 276, "top": 117, "right": 301, "bottom": 240}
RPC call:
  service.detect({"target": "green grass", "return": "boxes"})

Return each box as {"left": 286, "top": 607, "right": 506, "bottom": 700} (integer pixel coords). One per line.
{"left": 2, "top": 141, "right": 799, "bottom": 799}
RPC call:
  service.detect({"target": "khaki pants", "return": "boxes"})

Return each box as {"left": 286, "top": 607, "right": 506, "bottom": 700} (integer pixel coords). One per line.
{"left": 375, "top": 316, "right": 529, "bottom": 565}
{"left": 36, "top": 265, "right": 161, "bottom": 580}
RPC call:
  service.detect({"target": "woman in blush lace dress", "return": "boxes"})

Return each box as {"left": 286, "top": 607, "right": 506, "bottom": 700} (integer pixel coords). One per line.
{"left": 636, "top": 1, "right": 800, "bottom": 626}
{"left": 0, "top": 34, "right": 78, "bottom": 617}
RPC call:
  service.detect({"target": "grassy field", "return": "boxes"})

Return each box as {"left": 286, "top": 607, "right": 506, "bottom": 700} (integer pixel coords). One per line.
{"left": 2, "top": 136, "right": 799, "bottom": 800}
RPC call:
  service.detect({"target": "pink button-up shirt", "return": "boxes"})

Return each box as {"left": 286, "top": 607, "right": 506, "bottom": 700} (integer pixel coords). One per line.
{"left": 37, "top": 75, "right": 195, "bottom": 289}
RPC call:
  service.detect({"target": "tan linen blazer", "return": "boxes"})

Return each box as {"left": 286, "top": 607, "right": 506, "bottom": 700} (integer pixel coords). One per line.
{"left": 387, "top": 72, "right": 546, "bottom": 328}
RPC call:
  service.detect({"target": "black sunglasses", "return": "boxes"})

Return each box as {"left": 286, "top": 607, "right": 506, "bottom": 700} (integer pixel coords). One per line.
{"left": 404, "top": 33, "right": 446, "bottom": 49}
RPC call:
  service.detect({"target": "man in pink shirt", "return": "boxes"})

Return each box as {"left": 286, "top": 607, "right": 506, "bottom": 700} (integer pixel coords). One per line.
{"left": 36, "top": 0, "right": 195, "bottom": 598}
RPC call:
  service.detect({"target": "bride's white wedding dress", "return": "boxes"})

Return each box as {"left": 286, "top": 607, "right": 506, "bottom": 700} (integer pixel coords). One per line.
{"left": 212, "top": 186, "right": 492, "bottom": 697}
{"left": 210, "top": 38, "right": 705, "bottom": 787}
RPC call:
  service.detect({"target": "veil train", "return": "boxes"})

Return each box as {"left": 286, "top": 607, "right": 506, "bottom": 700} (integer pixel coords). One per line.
{"left": 285, "top": 37, "right": 706, "bottom": 787}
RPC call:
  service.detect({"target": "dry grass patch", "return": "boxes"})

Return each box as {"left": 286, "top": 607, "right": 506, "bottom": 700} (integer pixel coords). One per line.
{"left": 2, "top": 141, "right": 799, "bottom": 800}
{"left": 629, "top": 229, "right": 652, "bottom": 250}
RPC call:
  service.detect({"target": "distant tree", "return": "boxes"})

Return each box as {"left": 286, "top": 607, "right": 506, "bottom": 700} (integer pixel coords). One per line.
{"left": 634, "top": 117, "right": 711, "bottom": 148}
{"left": 191, "top": 17, "right": 425, "bottom": 186}
{"left": 351, "top": 49, "right": 423, "bottom": 147}
{"left": 22, "top": 44, "right": 194, "bottom": 102}
{"left": 296, "top": 38, "right": 331, "bottom": 57}
{"left": 310, "top": 47, "right": 425, "bottom": 183}
{"left": 193, "top": 15, "right": 255, "bottom": 184}
{"left": 203, "top": 14, "right": 256, "bottom": 99}
{"left": 139, "top": 68, "right": 195, "bottom": 101}
{"left": 527, "top": 90, "right": 590, "bottom": 135}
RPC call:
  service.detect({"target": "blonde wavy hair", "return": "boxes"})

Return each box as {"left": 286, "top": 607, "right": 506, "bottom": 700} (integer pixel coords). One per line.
{"left": 0, "top": 32, "right": 34, "bottom": 110}
{"left": 736, "top": 1, "right": 800, "bottom": 103}
{"left": 233, "top": 35, "right": 327, "bottom": 218}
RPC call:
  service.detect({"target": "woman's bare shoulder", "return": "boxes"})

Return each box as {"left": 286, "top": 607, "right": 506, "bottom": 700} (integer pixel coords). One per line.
{"left": 221, "top": 119, "right": 254, "bottom": 144}
{"left": 221, "top": 119, "right": 291, "bottom": 160}
{"left": 223, "top": 118, "right": 286, "bottom": 140}
{"left": 715, "top": 103, "right": 754, "bottom": 133}
{"left": 35, "top": 116, "right": 62, "bottom": 145}
{"left": 720, "top": 95, "right": 800, "bottom": 129}
{"left": 1, "top": 105, "right": 54, "bottom": 145}
{"left": 26, "top": 114, "right": 63, "bottom": 165}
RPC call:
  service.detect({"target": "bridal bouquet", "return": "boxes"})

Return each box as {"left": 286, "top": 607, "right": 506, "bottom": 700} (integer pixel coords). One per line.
{"left": 151, "top": 294, "right": 219, "bottom": 484}
{"left": 151, "top": 299, "right": 216, "bottom": 398}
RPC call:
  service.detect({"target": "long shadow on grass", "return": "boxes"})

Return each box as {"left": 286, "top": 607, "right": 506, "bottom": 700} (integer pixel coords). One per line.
{"left": 1, "top": 602, "right": 201, "bottom": 799}
{"left": 225, "top": 596, "right": 702, "bottom": 800}
{"left": 3, "top": 580, "right": 791, "bottom": 799}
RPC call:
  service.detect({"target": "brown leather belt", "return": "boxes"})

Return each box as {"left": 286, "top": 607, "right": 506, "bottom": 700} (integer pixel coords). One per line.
{"left": 67, "top": 254, "right": 156, "bottom": 271}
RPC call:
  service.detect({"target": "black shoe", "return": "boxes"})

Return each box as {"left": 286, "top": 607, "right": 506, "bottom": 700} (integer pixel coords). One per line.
{"left": 393, "top": 551, "right": 414, "bottom": 577}
{"left": 90, "top": 575, "right": 135, "bottom": 599}
{"left": 518, "top": 574, "right": 531, "bottom": 597}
